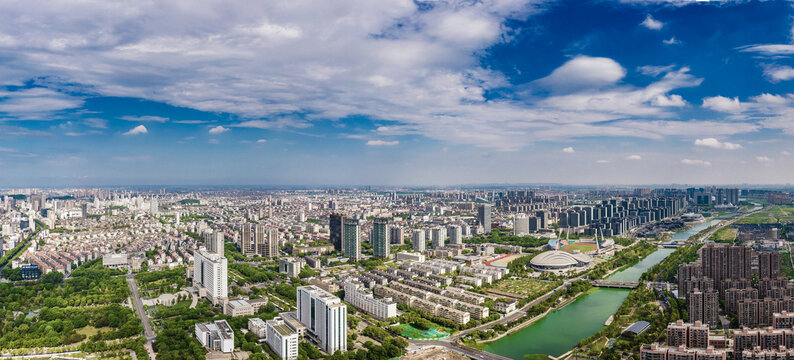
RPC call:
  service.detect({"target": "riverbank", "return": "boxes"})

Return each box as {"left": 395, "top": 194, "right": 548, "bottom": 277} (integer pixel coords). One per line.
{"left": 480, "top": 247, "right": 673, "bottom": 359}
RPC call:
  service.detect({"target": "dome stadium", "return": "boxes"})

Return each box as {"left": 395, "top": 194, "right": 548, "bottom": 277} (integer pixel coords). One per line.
{"left": 530, "top": 250, "right": 593, "bottom": 271}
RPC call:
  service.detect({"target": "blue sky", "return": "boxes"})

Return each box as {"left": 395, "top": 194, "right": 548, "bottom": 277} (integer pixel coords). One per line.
{"left": 1, "top": 0, "right": 794, "bottom": 186}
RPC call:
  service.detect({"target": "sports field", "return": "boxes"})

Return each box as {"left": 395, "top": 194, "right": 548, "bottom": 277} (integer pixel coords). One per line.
{"left": 561, "top": 242, "right": 597, "bottom": 253}
{"left": 487, "top": 254, "right": 524, "bottom": 268}
{"left": 395, "top": 324, "right": 451, "bottom": 340}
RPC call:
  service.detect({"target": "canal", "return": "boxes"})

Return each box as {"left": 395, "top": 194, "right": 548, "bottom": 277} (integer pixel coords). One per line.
{"left": 482, "top": 219, "right": 728, "bottom": 358}
{"left": 482, "top": 247, "right": 676, "bottom": 358}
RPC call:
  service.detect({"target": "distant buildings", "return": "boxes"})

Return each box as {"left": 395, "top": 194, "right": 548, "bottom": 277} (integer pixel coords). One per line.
{"left": 240, "top": 224, "right": 279, "bottom": 258}
{"left": 205, "top": 230, "right": 225, "bottom": 255}
{"left": 447, "top": 225, "right": 462, "bottom": 245}
{"left": 193, "top": 249, "right": 228, "bottom": 305}
{"left": 389, "top": 226, "right": 404, "bottom": 245}
{"left": 431, "top": 227, "right": 446, "bottom": 248}
{"left": 195, "top": 320, "right": 234, "bottom": 353}
{"left": 297, "top": 285, "right": 347, "bottom": 354}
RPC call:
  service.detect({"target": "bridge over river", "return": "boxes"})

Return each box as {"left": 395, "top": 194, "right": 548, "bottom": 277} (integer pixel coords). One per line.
{"left": 590, "top": 280, "right": 639, "bottom": 289}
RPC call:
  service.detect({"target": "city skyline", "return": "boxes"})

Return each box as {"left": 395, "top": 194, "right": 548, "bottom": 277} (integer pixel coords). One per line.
{"left": 1, "top": 1, "right": 794, "bottom": 186}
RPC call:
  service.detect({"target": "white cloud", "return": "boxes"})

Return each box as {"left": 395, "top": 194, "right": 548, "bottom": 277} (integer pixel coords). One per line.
{"left": 681, "top": 158, "right": 711, "bottom": 166}
{"left": 763, "top": 65, "right": 794, "bottom": 82}
{"left": 626, "top": 154, "right": 642, "bottom": 160}
{"left": 756, "top": 156, "right": 773, "bottom": 163}
{"left": 640, "top": 14, "right": 663, "bottom": 30}
{"left": 120, "top": 115, "right": 168, "bottom": 122}
{"left": 596, "top": 159, "right": 610, "bottom": 164}
{"left": 256, "top": 139, "right": 267, "bottom": 143}
{"left": 209, "top": 125, "right": 229, "bottom": 134}
{"left": 123, "top": 125, "right": 148, "bottom": 136}
{"left": 83, "top": 118, "right": 108, "bottom": 129}
{"left": 738, "top": 44, "right": 794, "bottom": 56}
{"left": 366, "top": 140, "right": 399, "bottom": 146}
{"left": 702, "top": 96, "right": 742, "bottom": 113}
{"left": 782, "top": 151, "right": 791, "bottom": 156}
{"left": 233, "top": 119, "right": 310, "bottom": 130}
{"left": 536, "top": 56, "right": 626, "bottom": 92}
{"left": 663, "top": 37, "right": 681, "bottom": 45}
{"left": 0, "top": 88, "right": 83, "bottom": 119}
{"left": 561, "top": 146, "right": 575, "bottom": 153}
{"left": 693, "top": 138, "right": 742, "bottom": 150}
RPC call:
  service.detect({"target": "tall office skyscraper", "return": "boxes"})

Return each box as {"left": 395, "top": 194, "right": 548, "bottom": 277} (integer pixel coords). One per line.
{"left": 297, "top": 286, "right": 347, "bottom": 354}
{"left": 372, "top": 217, "right": 390, "bottom": 258}
{"left": 343, "top": 219, "right": 361, "bottom": 261}
{"left": 413, "top": 230, "right": 426, "bottom": 252}
{"left": 478, "top": 204, "right": 492, "bottom": 233}
{"left": 193, "top": 250, "right": 228, "bottom": 305}
{"left": 447, "top": 225, "right": 462, "bottom": 245}
{"left": 329, "top": 213, "right": 344, "bottom": 251}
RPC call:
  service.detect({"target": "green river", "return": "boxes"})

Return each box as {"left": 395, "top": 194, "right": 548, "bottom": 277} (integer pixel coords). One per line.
{"left": 482, "top": 220, "right": 721, "bottom": 359}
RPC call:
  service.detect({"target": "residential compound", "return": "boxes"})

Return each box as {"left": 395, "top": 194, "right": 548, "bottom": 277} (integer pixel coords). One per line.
{"left": 343, "top": 280, "right": 397, "bottom": 321}
{"left": 678, "top": 244, "right": 787, "bottom": 327}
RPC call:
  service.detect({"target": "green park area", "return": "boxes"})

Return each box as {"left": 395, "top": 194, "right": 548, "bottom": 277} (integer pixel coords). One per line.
{"left": 394, "top": 324, "right": 451, "bottom": 340}
{"left": 491, "top": 278, "right": 558, "bottom": 298}
{"left": 709, "top": 227, "right": 738, "bottom": 244}
{"left": 736, "top": 206, "right": 794, "bottom": 224}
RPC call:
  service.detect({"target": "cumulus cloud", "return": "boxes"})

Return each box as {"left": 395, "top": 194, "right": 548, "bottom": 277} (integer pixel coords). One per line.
{"left": 641, "top": 14, "right": 663, "bottom": 30}
{"left": 694, "top": 138, "right": 742, "bottom": 150}
{"left": 562, "top": 147, "right": 575, "bottom": 153}
{"left": 120, "top": 115, "right": 168, "bottom": 122}
{"left": 123, "top": 125, "right": 148, "bottom": 136}
{"left": 702, "top": 96, "right": 742, "bottom": 113}
{"left": 663, "top": 37, "right": 682, "bottom": 45}
{"left": 626, "top": 154, "right": 642, "bottom": 160}
{"left": 209, "top": 125, "right": 229, "bottom": 134}
{"left": 256, "top": 139, "right": 267, "bottom": 143}
{"left": 681, "top": 158, "right": 711, "bottom": 166}
{"left": 366, "top": 140, "right": 399, "bottom": 146}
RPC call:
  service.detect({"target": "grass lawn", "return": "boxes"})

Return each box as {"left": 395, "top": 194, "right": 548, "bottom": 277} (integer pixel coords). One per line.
{"left": 76, "top": 326, "right": 113, "bottom": 337}
{"left": 709, "top": 227, "right": 737, "bottom": 244}
{"left": 491, "top": 278, "right": 556, "bottom": 297}
{"left": 737, "top": 217, "right": 778, "bottom": 224}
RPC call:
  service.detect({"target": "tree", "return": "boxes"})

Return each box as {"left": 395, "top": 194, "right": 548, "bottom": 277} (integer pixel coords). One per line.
{"left": 40, "top": 271, "right": 64, "bottom": 284}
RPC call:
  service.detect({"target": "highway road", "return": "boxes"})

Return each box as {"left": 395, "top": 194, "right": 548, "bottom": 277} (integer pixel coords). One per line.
{"left": 126, "top": 273, "right": 156, "bottom": 359}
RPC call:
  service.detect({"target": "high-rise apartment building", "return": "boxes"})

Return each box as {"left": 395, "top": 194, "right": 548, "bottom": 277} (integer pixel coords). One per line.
{"left": 688, "top": 288, "right": 719, "bottom": 326}
{"left": 297, "top": 286, "right": 347, "bottom": 354}
{"left": 329, "top": 213, "right": 344, "bottom": 251}
{"left": 701, "top": 244, "right": 751, "bottom": 292}
{"left": 150, "top": 198, "right": 159, "bottom": 215}
{"left": 255, "top": 224, "right": 279, "bottom": 258}
{"left": 447, "top": 225, "right": 462, "bottom": 245}
{"left": 205, "top": 230, "right": 225, "bottom": 255}
{"left": 478, "top": 204, "right": 492, "bottom": 233}
{"left": 193, "top": 249, "right": 228, "bottom": 304}
{"left": 372, "top": 217, "right": 390, "bottom": 258}
{"left": 759, "top": 251, "right": 781, "bottom": 280}
{"left": 413, "top": 230, "right": 426, "bottom": 252}
{"left": 389, "top": 226, "right": 404, "bottom": 245}
{"left": 343, "top": 219, "right": 361, "bottom": 261}
{"left": 431, "top": 227, "right": 447, "bottom": 248}
{"left": 514, "top": 214, "right": 529, "bottom": 236}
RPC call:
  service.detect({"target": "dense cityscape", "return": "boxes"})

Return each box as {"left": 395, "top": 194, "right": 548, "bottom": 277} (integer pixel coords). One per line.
{"left": 3, "top": 0, "right": 794, "bottom": 360}
{"left": 0, "top": 186, "right": 793, "bottom": 360}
